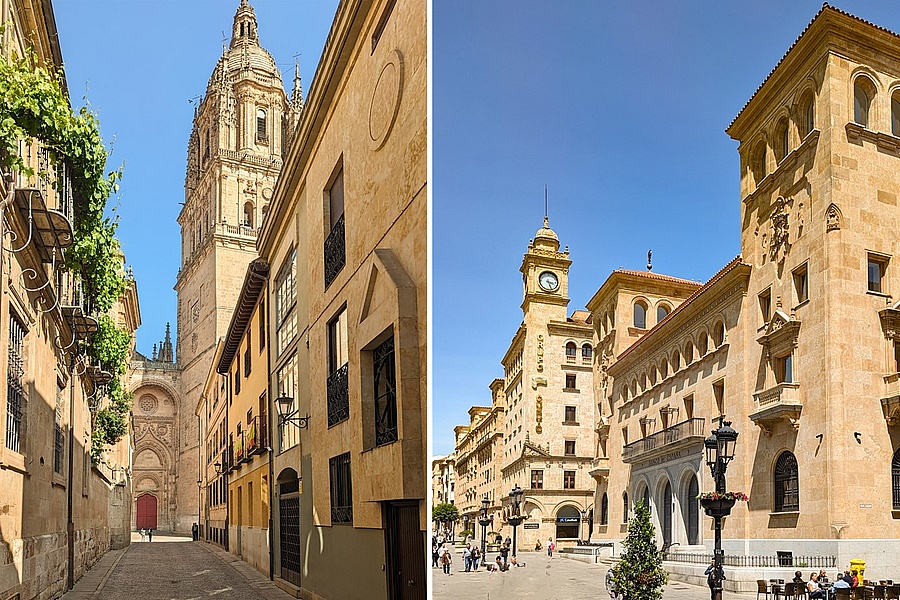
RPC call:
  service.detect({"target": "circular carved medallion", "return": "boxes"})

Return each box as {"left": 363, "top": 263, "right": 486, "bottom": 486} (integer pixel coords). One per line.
{"left": 368, "top": 50, "right": 404, "bottom": 150}
{"left": 139, "top": 395, "right": 158, "bottom": 415}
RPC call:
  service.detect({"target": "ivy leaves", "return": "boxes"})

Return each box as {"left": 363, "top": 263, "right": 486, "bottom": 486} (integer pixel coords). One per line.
{"left": 1, "top": 47, "right": 134, "bottom": 463}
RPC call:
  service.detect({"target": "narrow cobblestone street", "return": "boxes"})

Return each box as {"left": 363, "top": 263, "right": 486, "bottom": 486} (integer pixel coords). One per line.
{"left": 60, "top": 534, "right": 293, "bottom": 600}
{"left": 432, "top": 552, "right": 757, "bottom": 600}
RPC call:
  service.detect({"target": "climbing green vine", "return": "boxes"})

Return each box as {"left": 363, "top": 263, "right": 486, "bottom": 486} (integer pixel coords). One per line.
{"left": 0, "top": 40, "right": 133, "bottom": 462}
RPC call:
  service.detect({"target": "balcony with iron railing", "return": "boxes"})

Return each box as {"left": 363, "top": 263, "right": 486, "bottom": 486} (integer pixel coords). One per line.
{"left": 327, "top": 363, "right": 349, "bottom": 427}
{"left": 621, "top": 417, "right": 706, "bottom": 464}
{"left": 324, "top": 214, "right": 345, "bottom": 290}
{"left": 234, "top": 430, "right": 245, "bottom": 464}
{"left": 244, "top": 415, "right": 268, "bottom": 458}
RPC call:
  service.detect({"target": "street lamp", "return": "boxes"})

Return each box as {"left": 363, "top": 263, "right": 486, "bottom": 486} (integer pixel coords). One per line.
{"left": 702, "top": 416, "right": 739, "bottom": 600}
{"left": 478, "top": 495, "right": 491, "bottom": 563}
{"left": 507, "top": 484, "right": 525, "bottom": 558}
{"left": 580, "top": 509, "right": 587, "bottom": 543}
{"left": 274, "top": 396, "right": 310, "bottom": 429}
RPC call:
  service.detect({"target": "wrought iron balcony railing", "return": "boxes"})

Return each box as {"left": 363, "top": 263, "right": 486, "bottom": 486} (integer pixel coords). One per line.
{"left": 324, "top": 213, "right": 345, "bottom": 289}
{"left": 327, "top": 363, "right": 350, "bottom": 427}
{"left": 622, "top": 417, "right": 706, "bottom": 463}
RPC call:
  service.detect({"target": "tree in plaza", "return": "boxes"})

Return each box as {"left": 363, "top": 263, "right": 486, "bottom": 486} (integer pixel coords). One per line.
{"left": 610, "top": 500, "right": 668, "bottom": 600}
{"left": 432, "top": 503, "right": 459, "bottom": 535}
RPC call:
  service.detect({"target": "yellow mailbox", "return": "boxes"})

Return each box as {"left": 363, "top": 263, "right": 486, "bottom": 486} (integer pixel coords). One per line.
{"left": 850, "top": 559, "right": 866, "bottom": 583}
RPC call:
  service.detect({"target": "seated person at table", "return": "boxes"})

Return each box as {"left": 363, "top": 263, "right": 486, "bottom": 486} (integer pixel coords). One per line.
{"left": 808, "top": 573, "right": 825, "bottom": 599}
{"left": 818, "top": 570, "right": 829, "bottom": 584}
{"left": 833, "top": 574, "right": 851, "bottom": 590}
{"left": 794, "top": 571, "right": 806, "bottom": 584}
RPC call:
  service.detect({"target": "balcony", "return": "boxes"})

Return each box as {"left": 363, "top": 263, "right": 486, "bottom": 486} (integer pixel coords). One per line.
{"left": 622, "top": 417, "right": 705, "bottom": 464}
{"left": 588, "top": 457, "right": 610, "bottom": 482}
{"left": 327, "top": 363, "right": 350, "bottom": 427}
{"left": 324, "top": 213, "right": 345, "bottom": 290}
{"left": 750, "top": 382, "right": 802, "bottom": 435}
{"left": 881, "top": 373, "right": 900, "bottom": 425}
{"left": 244, "top": 415, "right": 268, "bottom": 457}
{"left": 13, "top": 187, "right": 74, "bottom": 264}
{"left": 234, "top": 430, "right": 246, "bottom": 464}
{"left": 59, "top": 274, "right": 98, "bottom": 342}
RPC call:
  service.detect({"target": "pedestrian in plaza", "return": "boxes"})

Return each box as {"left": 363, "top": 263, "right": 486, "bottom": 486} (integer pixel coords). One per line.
{"left": 471, "top": 544, "right": 481, "bottom": 570}
{"left": 139, "top": 528, "right": 146, "bottom": 542}
{"left": 705, "top": 560, "right": 725, "bottom": 600}
{"left": 440, "top": 545, "right": 452, "bottom": 575}
{"left": 499, "top": 542, "right": 510, "bottom": 569}
{"left": 463, "top": 543, "right": 472, "bottom": 572}
{"left": 431, "top": 541, "right": 439, "bottom": 567}
{"left": 191, "top": 523, "right": 198, "bottom": 541}
{"left": 148, "top": 528, "right": 153, "bottom": 542}
{"left": 606, "top": 568, "right": 618, "bottom": 599}
{"left": 547, "top": 538, "right": 553, "bottom": 557}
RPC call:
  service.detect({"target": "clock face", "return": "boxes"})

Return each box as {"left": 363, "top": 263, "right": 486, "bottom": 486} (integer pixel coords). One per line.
{"left": 538, "top": 271, "right": 559, "bottom": 292}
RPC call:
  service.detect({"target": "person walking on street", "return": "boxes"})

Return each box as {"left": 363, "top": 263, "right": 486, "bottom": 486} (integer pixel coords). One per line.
{"left": 463, "top": 543, "right": 472, "bottom": 572}
{"left": 705, "top": 560, "right": 725, "bottom": 600}
{"left": 191, "top": 523, "right": 198, "bottom": 541}
{"left": 440, "top": 544, "right": 452, "bottom": 575}
{"left": 472, "top": 545, "right": 481, "bottom": 570}
{"left": 431, "top": 542, "right": 439, "bottom": 568}
{"left": 499, "top": 542, "right": 510, "bottom": 570}
{"left": 547, "top": 538, "right": 554, "bottom": 557}
{"left": 148, "top": 528, "right": 153, "bottom": 542}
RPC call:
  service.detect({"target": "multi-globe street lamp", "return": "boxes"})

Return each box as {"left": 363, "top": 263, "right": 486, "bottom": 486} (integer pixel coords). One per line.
{"left": 507, "top": 484, "right": 524, "bottom": 558}
{"left": 478, "top": 495, "right": 491, "bottom": 562}
{"left": 702, "top": 417, "right": 739, "bottom": 600}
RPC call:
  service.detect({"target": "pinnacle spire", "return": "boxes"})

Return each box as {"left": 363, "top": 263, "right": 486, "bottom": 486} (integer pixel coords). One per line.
{"left": 230, "top": 0, "right": 259, "bottom": 48}
{"left": 291, "top": 62, "right": 304, "bottom": 108}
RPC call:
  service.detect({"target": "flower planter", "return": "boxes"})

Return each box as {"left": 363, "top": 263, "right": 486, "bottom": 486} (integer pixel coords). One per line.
{"left": 700, "top": 497, "right": 736, "bottom": 518}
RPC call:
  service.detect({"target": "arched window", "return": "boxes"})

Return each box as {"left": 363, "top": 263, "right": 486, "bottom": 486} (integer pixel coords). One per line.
{"left": 854, "top": 77, "right": 875, "bottom": 128}
{"left": 751, "top": 141, "right": 767, "bottom": 187}
{"left": 892, "top": 92, "right": 900, "bottom": 137}
{"left": 565, "top": 342, "right": 577, "bottom": 361}
{"left": 684, "top": 341, "right": 694, "bottom": 364}
{"left": 657, "top": 304, "right": 670, "bottom": 324}
{"left": 660, "top": 359, "right": 668, "bottom": 380}
{"left": 685, "top": 475, "right": 700, "bottom": 545}
{"left": 713, "top": 322, "right": 725, "bottom": 348}
{"left": 892, "top": 448, "right": 900, "bottom": 510}
{"left": 672, "top": 350, "right": 681, "bottom": 372}
{"left": 800, "top": 93, "right": 815, "bottom": 138}
{"left": 243, "top": 201, "right": 254, "bottom": 228}
{"left": 634, "top": 301, "right": 647, "bottom": 329}
{"left": 257, "top": 108, "right": 267, "bottom": 142}
{"left": 623, "top": 492, "right": 629, "bottom": 522}
{"left": 774, "top": 451, "right": 799, "bottom": 512}
{"left": 698, "top": 333, "right": 708, "bottom": 357}
{"left": 600, "top": 492, "right": 609, "bottom": 525}
{"left": 582, "top": 343, "right": 592, "bottom": 361}
{"left": 774, "top": 117, "right": 789, "bottom": 163}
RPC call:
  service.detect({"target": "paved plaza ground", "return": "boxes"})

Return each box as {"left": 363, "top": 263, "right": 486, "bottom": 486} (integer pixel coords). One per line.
{"left": 60, "top": 532, "right": 293, "bottom": 600}
{"left": 432, "top": 550, "right": 758, "bottom": 600}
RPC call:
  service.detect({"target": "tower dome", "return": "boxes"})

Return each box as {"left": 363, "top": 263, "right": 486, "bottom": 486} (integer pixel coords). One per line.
{"left": 533, "top": 216, "right": 560, "bottom": 251}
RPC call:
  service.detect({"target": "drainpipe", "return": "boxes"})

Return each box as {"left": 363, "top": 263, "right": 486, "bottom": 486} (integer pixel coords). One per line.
{"left": 266, "top": 284, "right": 274, "bottom": 581}
{"left": 66, "top": 350, "right": 75, "bottom": 589}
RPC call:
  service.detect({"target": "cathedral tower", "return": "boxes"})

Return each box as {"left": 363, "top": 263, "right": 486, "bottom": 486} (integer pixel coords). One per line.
{"left": 130, "top": 0, "right": 300, "bottom": 534}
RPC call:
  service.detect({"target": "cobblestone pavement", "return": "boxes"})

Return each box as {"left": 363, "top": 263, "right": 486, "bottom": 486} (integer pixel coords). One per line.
{"left": 60, "top": 533, "right": 293, "bottom": 600}
{"left": 432, "top": 551, "right": 757, "bottom": 600}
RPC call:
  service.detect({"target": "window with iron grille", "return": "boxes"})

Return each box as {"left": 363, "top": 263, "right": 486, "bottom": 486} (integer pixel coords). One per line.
{"left": 373, "top": 336, "right": 397, "bottom": 446}
{"left": 893, "top": 448, "right": 900, "bottom": 510}
{"left": 324, "top": 167, "right": 345, "bottom": 289}
{"left": 327, "top": 309, "right": 349, "bottom": 427}
{"left": 6, "top": 314, "right": 26, "bottom": 453}
{"left": 563, "top": 470, "right": 576, "bottom": 489}
{"left": 530, "top": 469, "right": 543, "bottom": 489}
{"left": 329, "top": 452, "right": 352, "bottom": 524}
{"left": 774, "top": 451, "right": 799, "bottom": 512}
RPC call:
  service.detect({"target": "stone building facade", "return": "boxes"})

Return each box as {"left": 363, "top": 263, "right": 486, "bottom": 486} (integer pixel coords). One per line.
{"left": 588, "top": 4, "right": 900, "bottom": 581}
{"left": 451, "top": 220, "right": 598, "bottom": 549}
{"left": 129, "top": 0, "right": 299, "bottom": 535}
{"left": 256, "top": 0, "right": 427, "bottom": 597}
{"left": 0, "top": 3, "right": 139, "bottom": 599}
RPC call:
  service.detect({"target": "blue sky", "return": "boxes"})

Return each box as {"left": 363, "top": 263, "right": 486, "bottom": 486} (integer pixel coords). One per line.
{"left": 432, "top": 1, "right": 900, "bottom": 456}
{"left": 53, "top": 0, "right": 339, "bottom": 356}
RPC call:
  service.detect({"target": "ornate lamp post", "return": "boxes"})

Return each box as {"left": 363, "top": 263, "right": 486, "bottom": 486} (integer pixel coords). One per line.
{"left": 580, "top": 509, "right": 587, "bottom": 543}
{"left": 507, "top": 484, "right": 525, "bottom": 558}
{"left": 478, "top": 495, "right": 491, "bottom": 561}
{"left": 701, "top": 417, "right": 739, "bottom": 600}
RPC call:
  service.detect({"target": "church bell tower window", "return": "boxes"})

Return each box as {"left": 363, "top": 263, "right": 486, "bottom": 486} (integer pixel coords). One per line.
{"left": 257, "top": 109, "right": 268, "bottom": 144}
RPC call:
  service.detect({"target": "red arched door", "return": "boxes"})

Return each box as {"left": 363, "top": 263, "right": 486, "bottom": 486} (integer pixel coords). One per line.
{"left": 136, "top": 494, "right": 158, "bottom": 530}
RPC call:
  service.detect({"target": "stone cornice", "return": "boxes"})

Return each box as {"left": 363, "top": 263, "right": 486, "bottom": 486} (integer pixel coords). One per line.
{"left": 547, "top": 320, "right": 593, "bottom": 339}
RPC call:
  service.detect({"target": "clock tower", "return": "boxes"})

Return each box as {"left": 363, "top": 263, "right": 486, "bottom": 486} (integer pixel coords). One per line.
{"left": 520, "top": 216, "right": 571, "bottom": 320}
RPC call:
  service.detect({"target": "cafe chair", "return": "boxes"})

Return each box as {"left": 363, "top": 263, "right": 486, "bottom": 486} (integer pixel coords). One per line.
{"left": 886, "top": 586, "right": 900, "bottom": 600}
{"left": 854, "top": 588, "right": 874, "bottom": 600}
{"left": 758, "top": 579, "right": 772, "bottom": 600}
{"left": 834, "top": 589, "right": 852, "bottom": 600}
{"left": 874, "top": 585, "right": 887, "bottom": 600}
